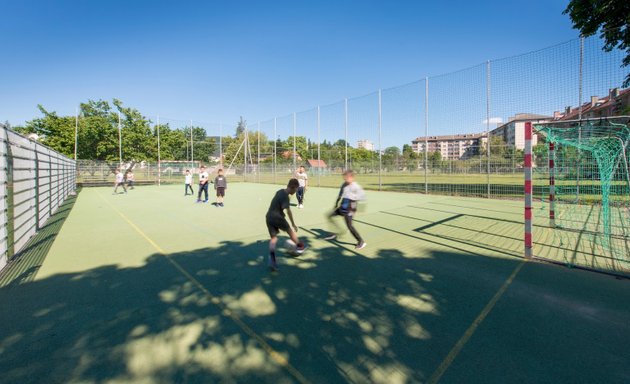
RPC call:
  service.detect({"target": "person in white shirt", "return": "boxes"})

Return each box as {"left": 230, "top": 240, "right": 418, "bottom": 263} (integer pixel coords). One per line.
{"left": 196, "top": 165, "right": 209, "bottom": 203}
{"left": 294, "top": 166, "right": 308, "bottom": 209}
{"left": 113, "top": 169, "right": 127, "bottom": 194}
{"left": 184, "top": 169, "right": 194, "bottom": 196}
{"left": 323, "top": 169, "right": 367, "bottom": 249}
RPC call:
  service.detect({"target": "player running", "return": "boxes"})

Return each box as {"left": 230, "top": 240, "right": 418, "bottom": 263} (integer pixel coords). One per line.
{"left": 323, "top": 170, "right": 367, "bottom": 250}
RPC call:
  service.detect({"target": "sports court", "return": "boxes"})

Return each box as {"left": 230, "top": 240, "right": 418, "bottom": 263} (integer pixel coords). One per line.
{"left": 0, "top": 183, "right": 628, "bottom": 383}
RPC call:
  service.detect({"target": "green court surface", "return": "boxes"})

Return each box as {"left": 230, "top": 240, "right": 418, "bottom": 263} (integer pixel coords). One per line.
{"left": 0, "top": 183, "right": 628, "bottom": 383}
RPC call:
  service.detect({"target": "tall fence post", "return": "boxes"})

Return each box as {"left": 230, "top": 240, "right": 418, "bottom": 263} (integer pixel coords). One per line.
{"left": 378, "top": 89, "right": 382, "bottom": 191}
{"left": 293, "top": 113, "right": 297, "bottom": 170}
{"left": 344, "top": 98, "right": 348, "bottom": 170}
{"left": 273, "top": 117, "right": 277, "bottom": 184}
{"left": 524, "top": 122, "right": 533, "bottom": 259}
{"left": 34, "top": 148, "right": 40, "bottom": 230}
{"left": 317, "top": 105, "right": 321, "bottom": 187}
{"left": 257, "top": 121, "right": 261, "bottom": 183}
{"left": 157, "top": 115, "right": 161, "bottom": 186}
{"left": 424, "top": 77, "right": 429, "bottom": 195}
{"left": 486, "top": 60, "right": 491, "bottom": 198}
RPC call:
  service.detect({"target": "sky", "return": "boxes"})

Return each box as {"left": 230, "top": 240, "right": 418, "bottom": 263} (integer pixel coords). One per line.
{"left": 1, "top": 0, "right": 583, "bottom": 143}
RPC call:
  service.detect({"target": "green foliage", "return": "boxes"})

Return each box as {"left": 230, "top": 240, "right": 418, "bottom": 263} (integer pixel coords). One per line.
{"left": 564, "top": 0, "right": 630, "bottom": 86}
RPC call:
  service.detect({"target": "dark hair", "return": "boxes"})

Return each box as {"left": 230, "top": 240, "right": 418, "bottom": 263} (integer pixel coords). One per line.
{"left": 287, "top": 178, "right": 300, "bottom": 188}
{"left": 218, "top": 168, "right": 223, "bottom": 172}
{"left": 185, "top": 169, "right": 189, "bottom": 172}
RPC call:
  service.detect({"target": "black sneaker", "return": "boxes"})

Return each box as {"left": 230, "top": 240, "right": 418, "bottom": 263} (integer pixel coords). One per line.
{"left": 355, "top": 242, "right": 367, "bottom": 250}
{"left": 324, "top": 234, "right": 337, "bottom": 240}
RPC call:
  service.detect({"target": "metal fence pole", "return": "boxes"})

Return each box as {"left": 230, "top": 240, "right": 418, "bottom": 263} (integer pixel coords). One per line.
{"left": 293, "top": 112, "right": 297, "bottom": 170}
{"left": 74, "top": 107, "right": 78, "bottom": 160}
{"left": 273, "top": 117, "right": 277, "bottom": 184}
{"left": 344, "top": 98, "right": 348, "bottom": 170}
{"left": 317, "top": 105, "right": 321, "bottom": 187}
{"left": 425, "top": 77, "right": 429, "bottom": 194}
{"left": 378, "top": 89, "right": 382, "bottom": 191}
{"left": 486, "top": 60, "right": 491, "bottom": 198}
{"left": 576, "top": 36, "right": 584, "bottom": 201}
{"left": 257, "top": 121, "right": 261, "bottom": 183}
{"left": 34, "top": 148, "right": 40, "bottom": 230}
{"left": 190, "top": 120, "right": 194, "bottom": 170}
{"left": 118, "top": 112, "right": 122, "bottom": 164}
{"left": 157, "top": 115, "right": 161, "bottom": 186}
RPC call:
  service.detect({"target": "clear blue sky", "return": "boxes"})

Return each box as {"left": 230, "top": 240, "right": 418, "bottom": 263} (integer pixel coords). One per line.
{"left": 1, "top": 0, "right": 579, "bottom": 138}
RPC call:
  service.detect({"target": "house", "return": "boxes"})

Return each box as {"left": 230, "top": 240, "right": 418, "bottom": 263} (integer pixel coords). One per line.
{"left": 555, "top": 88, "right": 630, "bottom": 121}
{"left": 307, "top": 159, "right": 327, "bottom": 169}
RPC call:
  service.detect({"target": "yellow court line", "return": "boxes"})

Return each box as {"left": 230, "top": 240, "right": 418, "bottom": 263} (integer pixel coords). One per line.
{"left": 97, "top": 191, "right": 311, "bottom": 384}
{"left": 427, "top": 260, "right": 527, "bottom": 384}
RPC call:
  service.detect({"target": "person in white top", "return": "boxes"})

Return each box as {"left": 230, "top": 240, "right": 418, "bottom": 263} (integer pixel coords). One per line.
{"left": 184, "top": 169, "right": 194, "bottom": 196}
{"left": 294, "top": 166, "right": 308, "bottom": 209}
{"left": 113, "top": 169, "right": 127, "bottom": 194}
{"left": 323, "top": 169, "right": 367, "bottom": 249}
{"left": 196, "top": 165, "right": 209, "bottom": 203}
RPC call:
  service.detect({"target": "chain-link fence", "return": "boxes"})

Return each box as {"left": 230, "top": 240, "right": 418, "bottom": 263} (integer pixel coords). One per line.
{"left": 0, "top": 123, "right": 76, "bottom": 271}
{"left": 119, "top": 35, "right": 626, "bottom": 201}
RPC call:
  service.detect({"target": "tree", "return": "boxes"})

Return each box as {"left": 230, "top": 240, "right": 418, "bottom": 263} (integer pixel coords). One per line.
{"left": 564, "top": 0, "right": 630, "bottom": 86}
{"left": 236, "top": 117, "right": 246, "bottom": 136}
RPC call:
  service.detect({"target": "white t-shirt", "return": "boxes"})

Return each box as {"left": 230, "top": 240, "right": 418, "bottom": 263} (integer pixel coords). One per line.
{"left": 199, "top": 171, "right": 209, "bottom": 184}
{"left": 342, "top": 181, "right": 365, "bottom": 201}
{"left": 296, "top": 171, "right": 308, "bottom": 187}
{"left": 115, "top": 172, "right": 124, "bottom": 183}
{"left": 185, "top": 174, "right": 192, "bottom": 184}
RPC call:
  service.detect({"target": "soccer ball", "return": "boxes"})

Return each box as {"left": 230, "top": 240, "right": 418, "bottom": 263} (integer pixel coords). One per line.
{"left": 284, "top": 239, "right": 304, "bottom": 256}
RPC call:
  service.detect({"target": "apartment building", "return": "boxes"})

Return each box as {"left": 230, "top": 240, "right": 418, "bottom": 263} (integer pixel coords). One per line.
{"left": 411, "top": 133, "right": 487, "bottom": 160}
{"left": 357, "top": 139, "right": 375, "bottom": 151}
{"left": 490, "top": 113, "right": 550, "bottom": 149}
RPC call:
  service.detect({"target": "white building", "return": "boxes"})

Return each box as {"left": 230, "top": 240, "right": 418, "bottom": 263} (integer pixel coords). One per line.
{"left": 490, "top": 114, "right": 550, "bottom": 149}
{"left": 411, "top": 133, "right": 487, "bottom": 160}
{"left": 357, "top": 139, "right": 375, "bottom": 151}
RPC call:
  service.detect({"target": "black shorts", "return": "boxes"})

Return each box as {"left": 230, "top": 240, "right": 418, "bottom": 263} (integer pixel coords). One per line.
{"left": 216, "top": 187, "right": 225, "bottom": 197}
{"left": 266, "top": 215, "right": 290, "bottom": 237}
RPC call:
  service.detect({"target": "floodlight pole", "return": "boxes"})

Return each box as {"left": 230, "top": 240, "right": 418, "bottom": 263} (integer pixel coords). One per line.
{"left": 576, "top": 36, "right": 584, "bottom": 201}
{"left": 219, "top": 122, "right": 223, "bottom": 168}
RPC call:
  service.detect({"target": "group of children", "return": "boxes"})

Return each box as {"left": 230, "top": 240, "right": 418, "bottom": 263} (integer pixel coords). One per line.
{"left": 265, "top": 168, "right": 366, "bottom": 271}
{"left": 113, "top": 169, "right": 135, "bottom": 194}
{"left": 185, "top": 166, "right": 228, "bottom": 207}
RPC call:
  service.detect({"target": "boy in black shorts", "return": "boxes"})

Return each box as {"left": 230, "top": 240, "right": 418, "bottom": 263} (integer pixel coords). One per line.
{"left": 214, "top": 168, "right": 227, "bottom": 207}
{"left": 265, "top": 179, "right": 307, "bottom": 271}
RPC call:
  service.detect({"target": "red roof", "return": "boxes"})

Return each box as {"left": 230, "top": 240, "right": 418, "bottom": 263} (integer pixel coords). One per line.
{"left": 308, "top": 159, "right": 327, "bottom": 168}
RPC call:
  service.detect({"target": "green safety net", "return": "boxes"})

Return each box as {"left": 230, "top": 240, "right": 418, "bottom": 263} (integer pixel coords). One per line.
{"left": 534, "top": 121, "right": 630, "bottom": 274}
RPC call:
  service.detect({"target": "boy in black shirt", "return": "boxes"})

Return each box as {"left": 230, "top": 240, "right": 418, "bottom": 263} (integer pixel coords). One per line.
{"left": 214, "top": 169, "right": 227, "bottom": 207}
{"left": 265, "top": 179, "right": 307, "bottom": 271}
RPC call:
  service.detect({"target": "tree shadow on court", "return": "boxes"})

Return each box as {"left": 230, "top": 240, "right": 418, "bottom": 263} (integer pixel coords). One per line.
{"left": 0, "top": 237, "right": 628, "bottom": 383}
